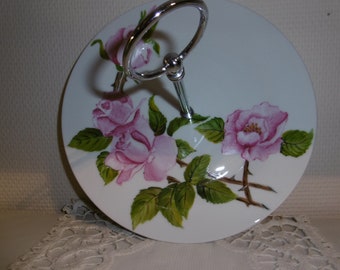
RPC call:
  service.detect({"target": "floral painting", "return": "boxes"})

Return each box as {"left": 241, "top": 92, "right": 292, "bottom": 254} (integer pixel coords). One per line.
{"left": 68, "top": 8, "right": 314, "bottom": 229}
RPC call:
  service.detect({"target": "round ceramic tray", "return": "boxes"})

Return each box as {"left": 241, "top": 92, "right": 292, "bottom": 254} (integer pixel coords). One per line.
{"left": 61, "top": 0, "right": 316, "bottom": 243}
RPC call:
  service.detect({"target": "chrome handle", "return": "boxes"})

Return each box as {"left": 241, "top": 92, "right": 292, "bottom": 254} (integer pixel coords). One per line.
{"left": 120, "top": 0, "right": 208, "bottom": 119}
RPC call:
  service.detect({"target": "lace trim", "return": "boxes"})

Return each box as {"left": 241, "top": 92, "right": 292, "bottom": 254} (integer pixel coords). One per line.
{"left": 9, "top": 200, "right": 154, "bottom": 269}
{"left": 9, "top": 200, "right": 340, "bottom": 270}
{"left": 217, "top": 216, "right": 340, "bottom": 269}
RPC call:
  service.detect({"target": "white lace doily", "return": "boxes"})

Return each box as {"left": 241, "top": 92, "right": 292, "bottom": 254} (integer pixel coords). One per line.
{"left": 9, "top": 200, "right": 340, "bottom": 270}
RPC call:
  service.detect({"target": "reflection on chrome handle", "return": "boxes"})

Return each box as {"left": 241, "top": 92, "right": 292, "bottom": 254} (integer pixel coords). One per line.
{"left": 121, "top": 0, "right": 208, "bottom": 119}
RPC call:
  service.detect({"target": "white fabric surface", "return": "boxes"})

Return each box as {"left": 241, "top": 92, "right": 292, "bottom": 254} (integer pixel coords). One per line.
{"left": 0, "top": 0, "right": 339, "bottom": 216}
{"left": 8, "top": 200, "right": 340, "bottom": 270}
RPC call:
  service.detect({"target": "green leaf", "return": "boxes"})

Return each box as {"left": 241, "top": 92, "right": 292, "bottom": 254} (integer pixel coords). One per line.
{"left": 139, "top": 10, "right": 147, "bottom": 23}
{"left": 174, "top": 182, "right": 195, "bottom": 219}
{"left": 91, "top": 39, "right": 109, "bottom": 60}
{"left": 184, "top": 155, "right": 210, "bottom": 184}
{"left": 149, "top": 96, "right": 167, "bottom": 136}
{"left": 195, "top": 117, "right": 225, "bottom": 143}
{"left": 167, "top": 114, "right": 209, "bottom": 136}
{"left": 158, "top": 184, "right": 183, "bottom": 228}
{"left": 152, "top": 40, "right": 160, "bottom": 55}
{"left": 149, "top": 22, "right": 158, "bottom": 37}
{"left": 96, "top": 151, "right": 119, "bottom": 185}
{"left": 281, "top": 129, "right": 314, "bottom": 157}
{"left": 143, "top": 22, "right": 158, "bottom": 41}
{"left": 176, "top": 139, "right": 196, "bottom": 159}
{"left": 140, "top": 7, "right": 159, "bottom": 49}
{"left": 115, "top": 65, "right": 124, "bottom": 72}
{"left": 131, "top": 187, "right": 162, "bottom": 230}
{"left": 197, "top": 180, "right": 237, "bottom": 204}
{"left": 167, "top": 117, "right": 190, "bottom": 136}
{"left": 145, "top": 39, "right": 160, "bottom": 55}
{"left": 68, "top": 128, "right": 112, "bottom": 152}
{"left": 191, "top": 114, "right": 209, "bottom": 123}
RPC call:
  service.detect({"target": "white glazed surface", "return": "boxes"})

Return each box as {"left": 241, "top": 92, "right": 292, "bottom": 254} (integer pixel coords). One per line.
{"left": 61, "top": 0, "right": 316, "bottom": 243}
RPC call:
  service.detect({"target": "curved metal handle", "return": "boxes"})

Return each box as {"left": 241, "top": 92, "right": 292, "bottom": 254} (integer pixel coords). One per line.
{"left": 122, "top": 0, "right": 208, "bottom": 81}
{"left": 118, "top": 0, "right": 208, "bottom": 119}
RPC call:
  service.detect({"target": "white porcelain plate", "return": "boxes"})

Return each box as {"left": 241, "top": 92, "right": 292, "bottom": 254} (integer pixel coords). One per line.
{"left": 61, "top": 0, "right": 316, "bottom": 243}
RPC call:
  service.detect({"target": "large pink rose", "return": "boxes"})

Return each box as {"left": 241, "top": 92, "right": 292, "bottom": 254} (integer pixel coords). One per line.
{"left": 105, "top": 111, "right": 177, "bottom": 184}
{"left": 92, "top": 96, "right": 139, "bottom": 137}
{"left": 222, "top": 102, "right": 288, "bottom": 161}
{"left": 105, "top": 25, "right": 153, "bottom": 69}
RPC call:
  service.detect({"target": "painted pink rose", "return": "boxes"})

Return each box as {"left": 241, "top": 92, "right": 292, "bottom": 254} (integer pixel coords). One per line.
{"left": 222, "top": 102, "right": 288, "bottom": 161}
{"left": 92, "top": 96, "right": 138, "bottom": 137}
{"left": 105, "top": 111, "right": 177, "bottom": 184}
{"left": 105, "top": 25, "right": 153, "bottom": 69}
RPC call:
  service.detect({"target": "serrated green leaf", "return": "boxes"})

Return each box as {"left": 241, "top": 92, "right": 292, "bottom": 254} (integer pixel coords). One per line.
{"left": 174, "top": 182, "right": 195, "bottom": 219}
{"left": 167, "top": 117, "right": 190, "bottom": 136}
{"left": 68, "top": 128, "right": 112, "bottom": 152}
{"left": 149, "top": 95, "right": 167, "bottom": 136}
{"left": 191, "top": 114, "right": 209, "bottom": 123}
{"left": 176, "top": 139, "right": 196, "bottom": 159}
{"left": 281, "top": 129, "right": 314, "bottom": 157}
{"left": 131, "top": 187, "right": 162, "bottom": 230}
{"left": 149, "top": 108, "right": 167, "bottom": 135}
{"left": 184, "top": 155, "right": 210, "bottom": 184}
{"left": 167, "top": 114, "right": 209, "bottom": 136}
{"left": 91, "top": 39, "right": 109, "bottom": 60}
{"left": 197, "top": 180, "right": 237, "bottom": 204}
{"left": 148, "top": 95, "right": 161, "bottom": 111}
{"left": 96, "top": 151, "right": 119, "bottom": 185}
{"left": 195, "top": 117, "right": 225, "bottom": 143}
{"left": 158, "top": 184, "right": 183, "bottom": 228}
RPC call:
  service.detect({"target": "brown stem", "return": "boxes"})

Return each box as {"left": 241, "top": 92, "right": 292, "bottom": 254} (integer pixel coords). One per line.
{"left": 236, "top": 197, "right": 269, "bottom": 210}
{"left": 167, "top": 176, "right": 181, "bottom": 183}
{"left": 219, "top": 177, "right": 276, "bottom": 192}
{"left": 242, "top": 160, "right": 253, "bottom": 203}
{"left": 176, "top": 158, "right": 188, "bottom": 168}
{"left": 236, "top": 160, "right": 269, "bottom": 210}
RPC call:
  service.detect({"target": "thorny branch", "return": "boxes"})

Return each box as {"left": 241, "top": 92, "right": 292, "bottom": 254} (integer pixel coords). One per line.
{"left": 236, "top": 160, "right": 270, "bottom": 210}
{"left": 175, "top": 158, "right": 272, "bottom": 209}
